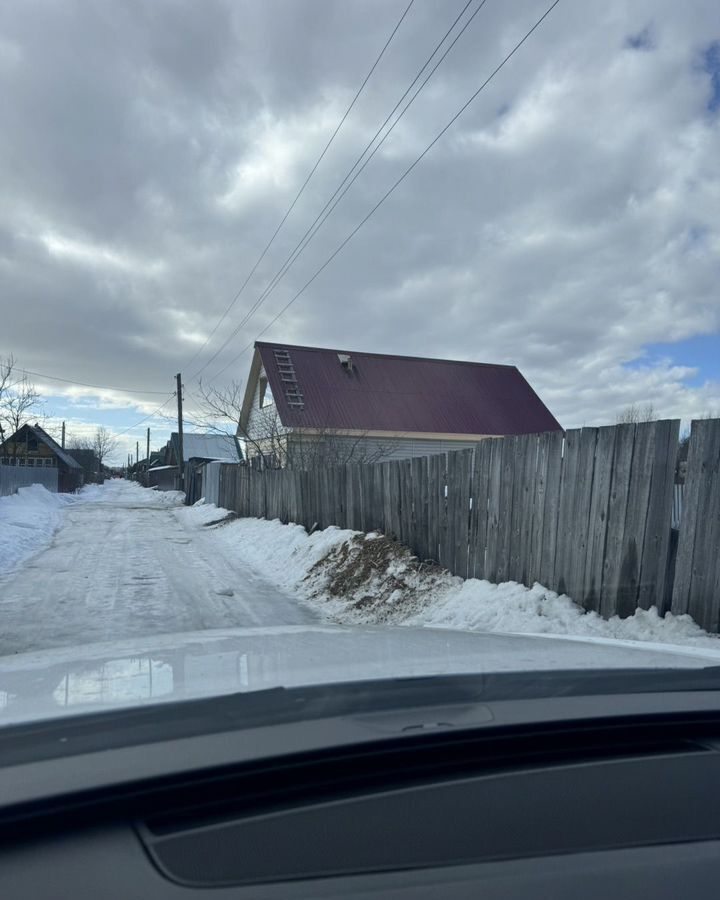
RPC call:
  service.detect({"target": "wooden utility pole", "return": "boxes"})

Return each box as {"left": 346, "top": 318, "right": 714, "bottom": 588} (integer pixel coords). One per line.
{"left": 61, "top": 421, "right": 65, "bottom": 449}
{"left": 146, "top": 427, "right": 150, "bottom": 465}
{"left": 175, "top": 373, "right": 185, "bottom": 493}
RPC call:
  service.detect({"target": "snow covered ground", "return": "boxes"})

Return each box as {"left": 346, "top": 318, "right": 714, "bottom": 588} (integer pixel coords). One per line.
{"left": 0, "top": 481, "right": 317, "bottom": 656}
{"left": 0, "top": 485, "right": 80, "bottom": 579}
{"left": 182, "top": 506, "right": 720, "bottom": 652}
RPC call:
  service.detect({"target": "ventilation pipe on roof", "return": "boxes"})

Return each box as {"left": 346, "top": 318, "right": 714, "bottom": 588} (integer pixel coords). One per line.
{"left": 337, "top": 353, "right": 353, "bottom": 373}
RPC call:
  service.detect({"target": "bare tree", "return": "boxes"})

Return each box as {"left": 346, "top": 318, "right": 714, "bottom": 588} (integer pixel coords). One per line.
{"left": 196, "top": 380, "right": 391, "bottom": 470}
{"left": 616, "top": 403, "right": 657, "bottom": 424}
{"left": 0, "top": 360, "right": 41, "bottom": 455}
{"left": 90, "top": 426, "right": 119, "bottom": 468}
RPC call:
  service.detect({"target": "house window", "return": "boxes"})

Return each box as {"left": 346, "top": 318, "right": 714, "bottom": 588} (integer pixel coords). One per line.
{"left": 259, "top": 376, "right": 274, "bottom": 408}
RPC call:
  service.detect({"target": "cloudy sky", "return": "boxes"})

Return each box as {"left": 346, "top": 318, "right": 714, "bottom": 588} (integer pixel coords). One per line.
{"left": 1, "top": 0, "right": 718, "bottom": 462}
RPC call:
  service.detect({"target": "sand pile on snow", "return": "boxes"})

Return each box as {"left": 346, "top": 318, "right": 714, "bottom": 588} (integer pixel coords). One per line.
{"left": 305, "top": 533, "right": 450, "bottom": 621}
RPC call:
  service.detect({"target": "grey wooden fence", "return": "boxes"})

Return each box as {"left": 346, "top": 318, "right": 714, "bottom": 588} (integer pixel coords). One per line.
{"left": 671, "top": 418, "right": 720, "bottom": 631}
{"left": 0, "top": 465, "right": 58, "bottom": 497}
{"left": 215, "top": 418, "right": 720, "bottom": 627}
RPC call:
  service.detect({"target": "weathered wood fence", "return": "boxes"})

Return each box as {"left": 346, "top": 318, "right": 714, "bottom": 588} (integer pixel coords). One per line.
{"left": 0, "top": 464, "right": 58, "bottom": 497}
{"left": 216, "top": 418, "right": 720, "bottom": 629}
{"left": 671, "top": 419, "right": 720, "bottom": 631}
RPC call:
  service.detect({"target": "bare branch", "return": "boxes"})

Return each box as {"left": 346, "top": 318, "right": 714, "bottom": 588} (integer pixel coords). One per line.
{"left": 616, "top": 403, "right": 657, "bottom": 424}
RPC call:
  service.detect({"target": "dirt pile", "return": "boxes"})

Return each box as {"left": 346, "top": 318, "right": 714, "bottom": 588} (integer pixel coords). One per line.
{"left": 304, "top": 533, "right": 451, "bottom": 623}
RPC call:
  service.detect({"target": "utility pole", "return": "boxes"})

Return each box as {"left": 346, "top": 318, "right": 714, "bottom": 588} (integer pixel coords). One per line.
{"left": 136, "top": 440, "right": 140, "bottom": 467}
{"left": 146, "top": 427, "right": 150, "bottom": 466}
{"left": 61, "top": 421, "right": 65, "bottom": 449}
{"left": 176, "top": 373, "right": 185, "bottom": 494}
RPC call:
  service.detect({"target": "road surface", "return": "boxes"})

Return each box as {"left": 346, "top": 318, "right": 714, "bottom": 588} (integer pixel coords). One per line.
{"left": 0, "top": 481, "right": 318, "bottom": 655}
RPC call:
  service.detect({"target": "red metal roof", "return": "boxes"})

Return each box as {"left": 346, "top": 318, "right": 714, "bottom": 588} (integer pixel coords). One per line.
{"left": 255, "top": 342, "right": 562, "bottom": 436}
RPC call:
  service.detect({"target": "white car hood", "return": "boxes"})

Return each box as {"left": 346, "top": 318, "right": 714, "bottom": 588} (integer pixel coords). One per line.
{"left": 2, "top": 624, "right": 720, "bottom": 726}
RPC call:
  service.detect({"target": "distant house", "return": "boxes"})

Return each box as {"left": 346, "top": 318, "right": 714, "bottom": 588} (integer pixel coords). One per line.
{"left": 68, "top": 448, "right": 102, "bottom": 485}
{"left": 0, "top": 423, "right": 83, "bottom": 492}
{"left": 163, "top": 432, "right": 244, "bottom": 502}
{"left": 165, "top": 432, "right": 244, "bottom": 467}
{"left": 239, "top": 342, "right": 562, "bottom": 467}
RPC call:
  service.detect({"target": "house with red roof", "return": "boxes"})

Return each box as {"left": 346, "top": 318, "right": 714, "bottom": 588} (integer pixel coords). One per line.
{"left": 238, "top": 342, "right": 562, "bottom": 467}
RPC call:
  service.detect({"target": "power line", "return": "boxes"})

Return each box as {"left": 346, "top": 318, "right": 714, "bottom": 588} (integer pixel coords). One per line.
{"left": 184, "top": 0, "right": 416, "bottom": 374}
{"left": 193, "top": 0, "right": 482, "bottom": 381}
{"left": 211, "top": 0, "right": 563, "bottom": 380}
{"left": 114, "top": 395, "right": 177, "bottom": 437}
{"left": 6, "top": 366, "right": 170, "bottom": 395}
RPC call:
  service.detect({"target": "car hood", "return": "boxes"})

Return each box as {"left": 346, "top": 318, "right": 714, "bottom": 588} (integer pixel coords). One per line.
{"left": 1, "top": 624, "right": 720, "bottom": 726}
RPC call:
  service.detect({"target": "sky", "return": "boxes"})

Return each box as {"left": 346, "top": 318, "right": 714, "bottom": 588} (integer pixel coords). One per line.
{"left": 1, "top": 0, "right": 718, "bottom": 463}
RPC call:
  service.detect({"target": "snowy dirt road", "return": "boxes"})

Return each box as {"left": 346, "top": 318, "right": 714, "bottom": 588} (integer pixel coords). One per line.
{"left": 0, "top": 481, "right": 318, "bottom": 655}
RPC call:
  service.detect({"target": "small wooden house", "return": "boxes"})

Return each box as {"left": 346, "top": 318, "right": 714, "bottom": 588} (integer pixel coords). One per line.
{"left": 0, "top": 423, "right": 83, "bottom": 492}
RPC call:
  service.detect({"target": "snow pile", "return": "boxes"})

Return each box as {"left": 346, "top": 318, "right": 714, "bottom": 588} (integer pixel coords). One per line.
{"left": 185, "top": 509, "right": 720, "bottom": 650}
{"left": 0, "top": 485, "right": 78, "bottom": 578}
{"left": 186, "top": 503, "right": 356, "bottom": 594}
{"left": 81, "top": 480, "right": 185, "bottom": 507}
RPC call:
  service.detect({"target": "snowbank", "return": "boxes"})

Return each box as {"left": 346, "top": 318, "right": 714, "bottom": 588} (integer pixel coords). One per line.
{"left": 81, "top": 480, "right": 185, "bottom": 507}
{"left": 183, "top": 507, "right": 720, "bottom": 651}
{"left": 0, "top": 485, "right": 78, "bottom": 579}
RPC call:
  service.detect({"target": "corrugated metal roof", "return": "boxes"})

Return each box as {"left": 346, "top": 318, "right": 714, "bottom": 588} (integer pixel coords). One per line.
{"left": 255, "top": 342, "right": 562, "bottom": 435}
{"left": 170, "top": 432, "right": 242, "bottom": 462}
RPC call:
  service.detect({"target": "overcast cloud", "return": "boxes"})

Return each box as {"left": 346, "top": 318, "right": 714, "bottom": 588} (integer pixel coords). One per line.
{"left": 1, "top": 0, "right": 719, "bottom": 461}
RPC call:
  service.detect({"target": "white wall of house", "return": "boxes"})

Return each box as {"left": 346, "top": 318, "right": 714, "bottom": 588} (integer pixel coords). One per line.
{"left": 286, "top": 433, "right": 486, "bottom": 466}
{"left": 242, "top": 372, "right": 291, "bottom": 464}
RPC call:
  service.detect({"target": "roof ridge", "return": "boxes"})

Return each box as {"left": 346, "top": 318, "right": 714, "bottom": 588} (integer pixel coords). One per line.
{"left": 255, "top": 341, "right": 516, "bottom": 371}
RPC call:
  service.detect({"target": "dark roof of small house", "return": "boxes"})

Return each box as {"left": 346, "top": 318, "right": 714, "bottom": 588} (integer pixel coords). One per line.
{"left": 249, "top": 342, "right": 562, "bottom": 435}
{"left": 68, "top": 448, "right": 99, "bottom": 469}
{"left": 0, "top": 423, "right": 82, "bottom": 468}
{"left": 169, "top": 432, "right": 243, "bottom": 463}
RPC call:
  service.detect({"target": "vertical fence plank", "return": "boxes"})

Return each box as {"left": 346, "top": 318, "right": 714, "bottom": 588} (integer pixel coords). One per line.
{"left": 484, "top": 438, "right": 504, "bottom": 583}
{"left": 638, "top": 419, "right": 679, "bottom": 613}
{"left": 427, "top": 454, "right": 442, "bottom": 563}
{"left": 673, "top": 419, "right": 720, "bottom": 630}
{"left": 448, "top": 449, "right": 472, "bottom": 579}
{"left": 538, "top": 430, "right": 563, "bottom": 589}
{"left": 494, "top": 436, "right": 515, "bottom": 584}
{"left": 554, "top": 429, "right": 581, "bottom": 595}
{"left": 600, "top": 423, "right": 636, "bottom": 618}
{"left": 468, "top": 443, "right": 487, "bottom": 580}
{"left": 565, "top": 427, "right": 598, "bottom": 605}
{"left": 615, "top": 422, "right": 655, "bottom": 617}
{"left": 436, "top": 454, "right": 450, "bottom": 569}
{"left": 397, "top": 458, "right": 412, "bottom": 547}
{"left": 582, "top": 425, "right": 615, "bottom": 613}
{"left": 520, "top": 434, "right": 540, "bottom": 588}
{"left": 507, "top": 435, "right": 528, "bottom": 583}
{"left": 410, "top": 456, "right": 426, "bottom": 561}
{"left": 527, "top": 432, "right": 550, "bottom": 586}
